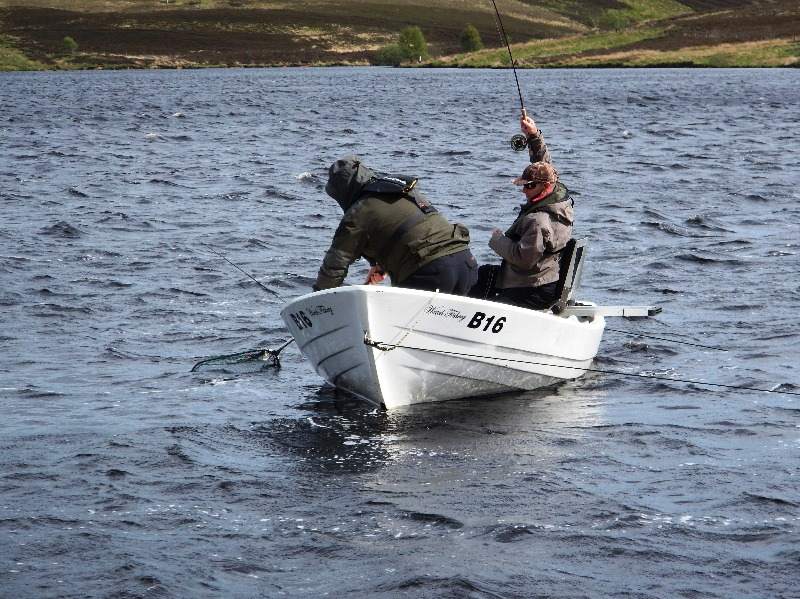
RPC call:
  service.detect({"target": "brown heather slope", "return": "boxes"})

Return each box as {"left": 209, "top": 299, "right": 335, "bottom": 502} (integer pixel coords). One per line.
{"left": 0, "top": 0, "right": 798, "bottom": 69}
{"left": 0, "top": 1, "right": 581, "bottom": 68}
{"left": 434, "top": 0, "right": 799, "bottom": 68}
{"left": 634, "top": 1, "right": 800, "bottom": 49}
{"left": 556, "top": 0, "right": 800, "bottom": 67}
{"left": 674, "top": 0, "right": 755, "bottom": 10}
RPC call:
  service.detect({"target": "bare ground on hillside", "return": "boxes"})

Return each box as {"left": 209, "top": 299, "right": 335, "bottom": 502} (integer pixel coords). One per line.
{"left": 632, "top": 2, "right": 800, "bottom": 50}
{"left": 522, "top": 0, "right": 800, "bottom": 66}
{"left": 0, "top": 4, "right": 577, "bottom": 68}
{"left": 1, "top": 1, "right": 797, "bottom": 69}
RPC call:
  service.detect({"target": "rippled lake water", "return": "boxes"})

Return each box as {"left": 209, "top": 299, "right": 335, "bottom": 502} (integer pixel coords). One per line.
{"left": 1, "top": 67, "right": 799, "bottom": 598}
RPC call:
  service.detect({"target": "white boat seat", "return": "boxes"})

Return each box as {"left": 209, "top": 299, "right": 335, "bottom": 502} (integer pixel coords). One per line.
{"left": 550, "top": 237, "right": 587, "bottom": 314}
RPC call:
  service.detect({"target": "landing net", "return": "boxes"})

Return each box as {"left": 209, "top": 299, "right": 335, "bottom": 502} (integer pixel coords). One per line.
{"left": 192, "top": 341, "right": 296, "bottom": 373}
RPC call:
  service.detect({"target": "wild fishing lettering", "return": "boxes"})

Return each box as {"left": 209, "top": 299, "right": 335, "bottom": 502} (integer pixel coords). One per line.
{"left": 425, "top": 305, "right": 468, "bottom": 323}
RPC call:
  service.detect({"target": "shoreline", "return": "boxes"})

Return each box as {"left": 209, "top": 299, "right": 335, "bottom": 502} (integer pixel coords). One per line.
{"left": 3, "top": 61, "right": 798, "bottom": 73}
{"left": 2, "top": 2, "right": 798, "bottom": 72}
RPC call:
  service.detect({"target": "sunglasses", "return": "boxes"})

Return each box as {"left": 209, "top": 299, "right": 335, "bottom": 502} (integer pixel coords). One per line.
{"left": 522, "top": 179, "right": 548, "bottom": 189}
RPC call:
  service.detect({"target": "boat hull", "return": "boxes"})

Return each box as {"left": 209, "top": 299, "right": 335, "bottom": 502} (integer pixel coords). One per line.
{"left": 280, "top": 286, "right": 605, "bottom": 409}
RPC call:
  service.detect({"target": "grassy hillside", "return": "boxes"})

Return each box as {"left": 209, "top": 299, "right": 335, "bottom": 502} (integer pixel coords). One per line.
{"left": 437, "top": 1, "right": 800, "bottom": 68}
{"left": 0, "top": 0, "right": 797, "bottom": 70}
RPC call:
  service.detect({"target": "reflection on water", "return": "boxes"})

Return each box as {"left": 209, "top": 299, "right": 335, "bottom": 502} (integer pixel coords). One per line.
{"left": 244, "top": 383, "right": 607, "bottom": 475}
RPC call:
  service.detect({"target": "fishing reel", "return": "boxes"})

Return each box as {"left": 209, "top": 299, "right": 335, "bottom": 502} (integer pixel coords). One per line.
{"left": 510, "top": 134, "right": 528, "bottom": 152}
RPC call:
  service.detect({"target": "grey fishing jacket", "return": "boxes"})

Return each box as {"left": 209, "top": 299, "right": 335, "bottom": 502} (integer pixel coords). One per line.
{"left": 489, "top": 184, "right": 574, "bottom": 288}
{"left": 488, "top": 128, "right": 574, "bottom": 288}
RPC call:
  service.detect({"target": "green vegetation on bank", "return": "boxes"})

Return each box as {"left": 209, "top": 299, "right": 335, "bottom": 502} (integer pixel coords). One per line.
{"left": 62, "top": 36, "right": 79, "bottom": 54}
{"left": 594, "top": 0, "right": 689, "bottom": 30}
{"left": 532, "top": 0, "right": 687, "bottom": 28}
{"left": 564, "top": 38, "right": 800, "bottom": 68}
{"left": 440, "top": 28, "right": 668, "bottom": 67}
{"left": 398, "top": 26, "right": 429, "bottom": 62}
{"left": 374, "top": 26, "right": 430, "bottom": 66}
{"left": 0, "top": 35, "right": 47, "bottom": 71}
{"left": 460, "top": 24, "right": 483, "bottom": 53}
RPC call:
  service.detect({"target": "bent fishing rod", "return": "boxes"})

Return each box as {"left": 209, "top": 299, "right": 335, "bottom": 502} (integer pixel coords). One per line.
{"left": 489, "top": 0, "right": 530, "bottom": 151}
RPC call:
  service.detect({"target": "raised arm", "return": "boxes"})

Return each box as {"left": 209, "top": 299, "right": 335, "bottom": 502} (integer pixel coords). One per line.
{"left": 521, "top": 113, "right": 552, "bottom": 165}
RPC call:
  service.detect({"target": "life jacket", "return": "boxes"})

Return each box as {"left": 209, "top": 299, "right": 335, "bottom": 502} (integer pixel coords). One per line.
{"left": 508, "top": 183, "right": 574, "bottom": 254}
{"left": 322, "top": 156, "right": 468, "bottom": 284}
{"left": 494, "top": 182, "right": 575, "bottom": 290}
{"left": 362, "top": 174, "right": 443, "bottom": 260}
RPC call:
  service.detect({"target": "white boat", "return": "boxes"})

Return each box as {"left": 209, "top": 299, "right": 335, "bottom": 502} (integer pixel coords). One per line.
{"left": 280, "top": 240, "right": 659, "bottom": 409}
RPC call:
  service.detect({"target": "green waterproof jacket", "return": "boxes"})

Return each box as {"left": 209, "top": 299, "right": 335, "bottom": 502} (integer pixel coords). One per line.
{"left": 315, "top": 156, "right": 470, "bottom": 290}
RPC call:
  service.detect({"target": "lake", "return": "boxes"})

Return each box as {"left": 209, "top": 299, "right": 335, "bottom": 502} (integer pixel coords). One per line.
{"left": 1, "top": 67, "right": 798, "bottom": 598}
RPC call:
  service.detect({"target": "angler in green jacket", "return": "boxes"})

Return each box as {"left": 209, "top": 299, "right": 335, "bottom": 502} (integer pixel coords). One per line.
{"left": 314, "top": 155, "right": 478, "bottom": 294}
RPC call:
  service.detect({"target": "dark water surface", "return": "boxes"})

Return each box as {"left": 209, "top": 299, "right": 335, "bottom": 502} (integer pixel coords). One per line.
{"left": 1, "top": 68, "right": 799, "bottom": 598}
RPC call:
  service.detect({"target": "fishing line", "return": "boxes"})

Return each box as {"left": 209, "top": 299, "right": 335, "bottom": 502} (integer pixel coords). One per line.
{"left": 363, "top": 336, "right": 799, "bottom": 397}
{"left": 604, "top": 328, "right": 728, "bottom": 352}
{"left": 489, "top": 0, "right": 525, "bottom": 112}
{"left": 206, "top": 245, "right": 282, "bottom": 298}
{"left": 489, "top": 0, "right": 530, "bottom": 151}
{"left": 192, "top": 245, "right": 293, "bottom": 372}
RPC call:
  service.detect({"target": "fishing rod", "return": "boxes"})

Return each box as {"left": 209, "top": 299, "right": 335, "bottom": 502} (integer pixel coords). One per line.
{"left": 364, "top": 336, "right": 800, "bottom": 398}
{"left": 489, "top": 0, "right": 530, "bottom": 152}
{"left": 192, "top": 246, "right": 294, "bottom": 371}
{"left": 206, "top": 245, "right": 282, "bottom": 298}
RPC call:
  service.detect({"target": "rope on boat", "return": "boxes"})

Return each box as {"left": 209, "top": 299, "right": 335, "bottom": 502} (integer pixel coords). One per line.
{"left": 363, "top": 336, "right": 799, "bottom": 397}
{"left": 375, "top": 290, "right": 439, "bottom": 362}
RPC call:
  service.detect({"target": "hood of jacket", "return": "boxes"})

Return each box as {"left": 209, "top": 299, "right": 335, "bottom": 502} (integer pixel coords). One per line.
{"left": 325, "top": 155, "right": 377, "bottom": 212}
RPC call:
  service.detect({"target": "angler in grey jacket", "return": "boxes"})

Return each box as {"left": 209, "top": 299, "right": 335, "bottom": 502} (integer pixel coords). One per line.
{"left": 473, "top": 113, "right": 574, "bottom": 309}
{"left": 314, "top": 156, "right": 478, "bottom": 294}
